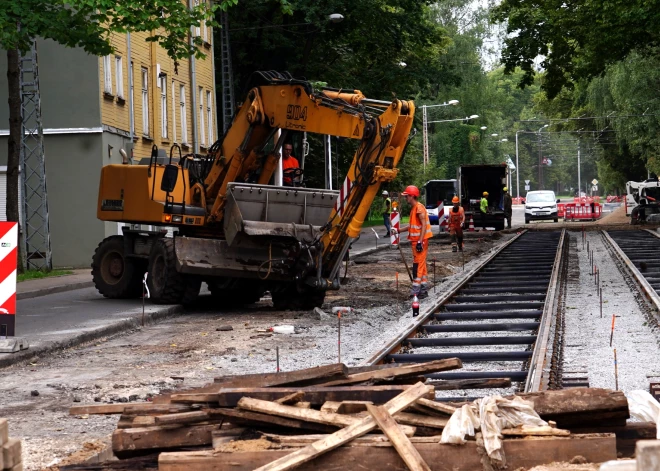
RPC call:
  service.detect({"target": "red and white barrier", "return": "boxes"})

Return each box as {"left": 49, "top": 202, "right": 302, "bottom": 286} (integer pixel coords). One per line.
{"left": 390, "top": 211, "right": 400, "bottom": 246}
{"left": 333, "top": 176, "right": 353, "bottom": 218}
{"left": 0, "top": 222, "right": 27, "bottom": 353}
{"left": 564, "top": 203, "right": 602, "bottom": 221}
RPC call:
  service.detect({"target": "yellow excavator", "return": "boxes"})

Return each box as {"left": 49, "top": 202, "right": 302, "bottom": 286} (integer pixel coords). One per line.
{"left": 93, "top": 71, "right": 415, "bottom": 309}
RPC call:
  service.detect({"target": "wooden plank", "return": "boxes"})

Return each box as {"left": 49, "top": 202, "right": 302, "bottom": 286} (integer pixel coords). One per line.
{"left": 263, "top": 434, "right": 444, "bottom": 446}
{"left": 415, "top": 398, "right": 456, "bottom": 416}
{"left": 171, "top": 385, "right": 432, "bottom": 406}
{"left": 158, "top": 434, "right": 617, "bottom": 471}
{"left": 274, "top": 392, "right": 305, "bottom": 405}
{"left": 236, "top": 397, "right": 416, "bottom": 436}
{"left": 2, "top": 438, "right": 22, "bottom": 469}
{"left": 206, "top": 408, "right": 337, "bottom": 434}
{"left": 154, "top": 411, "right": 210, "bottom": 426}
{"left": 569, "top": 422, "right": 657, "bottom": 457}
{"left": 501, "top": 425, "right": 570, "bottom": 436}
{"left": 319, "top": 359, "right": 462, "bottom": 387}
{"left": 336, "top": 401, "right": 373, "bottom": 414}
{"left": 0, "top": 418, "right": 7, "bottom": 446}
{"left": 293, "top": 402, "right": 311, "bottom": 409}
{"left": 250, "top": 382, "right": 432, "bottom": 471}
{"left": 112, "top": 424, "right": 219, "bottom": 453}
{"left": 69, "top": 403, "right": 190, "bottom": 416}
{"left": 213, "top": 364, "right": 348, "bottom": 388}
{"left": 428, "top": 378, "right": 511, "bottom": 390}
{"left": 320, "top": 402, "right": 341, "bottom": 413}
{"left": 393, "top": 412, "right": 448, "bottom": 430}
{"left": 367, "top": 404, "right": 432, "bottom": 471}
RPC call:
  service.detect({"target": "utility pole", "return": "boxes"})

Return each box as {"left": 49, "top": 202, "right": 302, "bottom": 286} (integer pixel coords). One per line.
{"left": 422, "top": 105, "right": 429, "bottom": 170}
{"left": 19, "top": 43, "right": 52, "bottom": 271}
{"left": 577, "top": 140, "right": 581, "bottom": 198}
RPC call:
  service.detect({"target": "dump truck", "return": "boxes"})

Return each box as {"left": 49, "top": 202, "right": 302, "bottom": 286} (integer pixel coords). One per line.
{"left": 92, "top": 71, "right": 415, "bottom": 309}
{"left": 458, "top": 164, "right": 508, "bottom": 230}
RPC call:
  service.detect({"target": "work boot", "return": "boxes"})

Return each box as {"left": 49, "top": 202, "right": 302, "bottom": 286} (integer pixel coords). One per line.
{"left": 452, "top": 245, "right": 457, "bottom": 253}
{"left": 385, "top": 231, "right": 390, "bottom": 237}
{"left": 459, "top": 245, "right": 464, "bottom": 252}
{"left": 418, "top": 290, "right": 428, "bottom": 299}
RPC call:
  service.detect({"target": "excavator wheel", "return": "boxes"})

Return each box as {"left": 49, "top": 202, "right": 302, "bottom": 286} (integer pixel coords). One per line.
{"left": 147, "top": 238, "right": 185, "bottom": 305}
{"left": 181, "top": 276, "right": 202, "bottom": 305}
{"left": 91, "top": 235, "right": 143, "bottom": 298}
{"left": 272, "top": 285, "right": 326, "bottom": 311}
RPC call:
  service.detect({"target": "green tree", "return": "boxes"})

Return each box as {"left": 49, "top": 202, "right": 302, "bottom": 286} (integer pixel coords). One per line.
{"left": 1, "top": 0, "right": 231, "bottom": 267}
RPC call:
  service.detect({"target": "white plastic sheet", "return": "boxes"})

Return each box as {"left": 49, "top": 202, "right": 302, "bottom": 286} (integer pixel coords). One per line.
{"left": 627, "top": 390, "right": 660, "bottom": 439}
{"left": 440, "top": 395, "right": 548, "bottom": 465}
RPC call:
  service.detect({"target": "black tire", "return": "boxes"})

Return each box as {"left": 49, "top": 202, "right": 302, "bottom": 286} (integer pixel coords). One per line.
{"left": 525, "top": 218, "right": 530, "bottom": 224}
{"left": 147, "top": 238, "right": 184, "bottom": 304}
{"left": 554, "top": 218, "right": 559, "bottom": 223}
{"left": 91, "top": 236, "right": 143, "bottom": 298}
{"left": 272, "top": 285, "right": 326, "bottom": 310}
{"left": 494, "top": 222, "right": 505, "bottom": 231}
{"left": 630, "top": 207, "right": 641, "bottom": 225}
{"left": 182, "top": 276, "right": 202, "bottom": 305}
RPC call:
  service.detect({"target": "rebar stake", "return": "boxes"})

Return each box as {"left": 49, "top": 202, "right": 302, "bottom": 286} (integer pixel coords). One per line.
{"left": 610, "top": 314, "right": 616, "bottom": 347}
{"left": 614, "top": 348, "right": 619, "bottom": 391}
{"left": 276, "top": 346, "right": 280, "bottom": 373}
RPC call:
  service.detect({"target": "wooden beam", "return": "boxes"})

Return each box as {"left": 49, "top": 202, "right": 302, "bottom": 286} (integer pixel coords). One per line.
{"left": 154, "top": 411, "right": 210, "bottom": 426}
{"left": 249, "top": 382, "right": 432, "bottom": 471}
{"left": 319, "top": 359, "right": 462, "bottom": 387}
{"left": 274, "top": 392, "right": 305, "bottom": 405}
{"left": 158, "top": 434, "right": 617, "bottom": 471}
{"left": 393, "top": 412, "right": 448, "bottom": 430}
{"left": 112, "top": 424, "right": 219, "bottom": 453}
{"left": 69, "top": 403, "right": 191, "bottom": 416}
{"left": 171, "top": 385, "right": 432, "bottom": 406}
{"left": 367, "top": 404, "right": 432, "bottom": 471}
{"left": 336, "top": 401, "right": 373, "bottom": 414}
{"left": 236, "top": 397, "right": 415, "bottom": 436}
{"left": 415, "top": 398, "right": 456, "bottom": 416}
{"left": 213, "top": 364, "right": 348, "bottom": 388}
{"left": 263, "top": 434, "right": 444, "bottom": 446}
{"left": 206, "top": 408, "right": 337, "bottom": 434}
{"left": 501, "top": 425, "right": 570, "bottom": 436}
{"left": 428, "top": 378, "right": 511, "bottom": 390}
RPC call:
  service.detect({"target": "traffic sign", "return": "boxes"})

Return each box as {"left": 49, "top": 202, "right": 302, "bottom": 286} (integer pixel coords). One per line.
{"left": 525, "top": 180, "right": 530, "bottom": 185}
{"left": 525, "top": 185, "right": 530, "bottom": 191}
{"left": 592, "top": 179, "right": 598, "bottom": 185}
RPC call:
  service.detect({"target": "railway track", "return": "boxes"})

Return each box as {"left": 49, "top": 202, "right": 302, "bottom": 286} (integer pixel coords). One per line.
{"left": 604, "top": 229, "right": 660, "bottom": 311}
{"left": 368, "top": 230, "right": 567, "bottom": 401}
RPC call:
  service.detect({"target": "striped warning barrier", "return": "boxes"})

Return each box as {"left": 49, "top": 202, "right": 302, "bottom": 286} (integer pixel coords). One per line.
{"left": 0, "top": 222, "right": 18, "bottom": 338}
{"left": 390, "top": 211, "right": 400, "bottom": 246}
{"left": 333, "top": 176, "right": 353, "bottom": 218}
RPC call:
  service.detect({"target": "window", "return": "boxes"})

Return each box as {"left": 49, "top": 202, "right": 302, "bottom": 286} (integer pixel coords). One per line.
{"left": 160, "top": 75, "right": 168, "bottom": 139}
{"left": 115, "top": 56, "right": 124, "bottom": 99}
{"left": 171, "top": 81, "right": 177, "bottom": 143}
{"left": 199, "top": 87, "right": 205, "bottom": 147}
{"left": 103, "top": 55, "right": 112, "bottom": 94}
{"left": 206, "top": 90, "right": 213, "bottom": 145}
{"left": 202, "top": 19, "right": 208, "bottom": 42}
{"left": 141, "top": 68, "right": 149, "bottom": 136}
{"left": 180, "top": 85, "right": 188, "bottom": 144}
{"left": 194, "top": 0, "right": 201, "bottom": 37}
{"left": 129, "top": 62, "right": 135, "bottom": 134}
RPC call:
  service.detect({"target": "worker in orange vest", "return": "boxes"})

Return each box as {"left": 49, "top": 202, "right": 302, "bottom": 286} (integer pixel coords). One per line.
{"left": 392, "top": 185, "right": 433, "bottom": 298}
{"left": 448, "top": 195, "right": 465, "bottom": 252}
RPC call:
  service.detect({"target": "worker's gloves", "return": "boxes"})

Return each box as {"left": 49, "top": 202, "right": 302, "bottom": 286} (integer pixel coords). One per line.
{"left": 391, "top": 228, "right": 398, "bottom": 235}
{"left": 416, "top": 242, "right": 423, "bottom": 253}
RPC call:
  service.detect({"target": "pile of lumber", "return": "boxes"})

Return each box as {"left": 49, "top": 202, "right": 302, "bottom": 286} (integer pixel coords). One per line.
{"left": 1, "top": 419, "right": 23, "bottom": 471}
{"left": 65, "top": 360, "right": 633, "bottom": 470}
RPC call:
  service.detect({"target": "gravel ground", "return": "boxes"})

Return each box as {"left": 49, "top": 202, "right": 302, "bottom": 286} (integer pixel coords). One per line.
{"left": 562, "top": 231, "right": 660, "bottom": 391}
{"left": 0, "top": 233, "right": 512, "bottom": 470}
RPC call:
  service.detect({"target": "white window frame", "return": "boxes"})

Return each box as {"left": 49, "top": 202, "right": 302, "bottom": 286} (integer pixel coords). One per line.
{"left": 103, "top": 55, "right": 113, "bottom": 94}
{"left": 160, "top": 75, "right": 168, "bottom": 139}
{"left": 194, "top": 0, "right": 201, "bottom": 37}
{"left": 199, "top": 87, "right": 205, "bottom": 147}
{"left": 171, "top": 81, "right": 177, "bottom": 143}
{"left": 129, "top": 62, "right": 135, "bottom": 134}
{"left": 180, "top": 85, "right": 188, "bottom": 145}
{"left": 141, "top": 68, "right": 149, "bottom": 136}
{"left": 115, "top": 56, "right": 124, "bottom": 99}
{"left": 206, "top": 90, "right": 213, "bottom": 145}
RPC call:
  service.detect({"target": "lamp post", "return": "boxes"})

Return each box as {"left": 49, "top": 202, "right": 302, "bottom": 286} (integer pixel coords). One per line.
{"left": 428, "top": 114, "right": 479, "bottom": 124}
{"left": 537, "top": 124, "right": 548, "bottom": 189}
{"left": 422, "top": 100, "right": 459, "bottom": 169}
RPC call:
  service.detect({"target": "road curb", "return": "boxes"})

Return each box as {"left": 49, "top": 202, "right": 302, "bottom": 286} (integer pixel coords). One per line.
{"left": 0, "top": 304, "right": 184, "bottom": 369}
{"left": 17, "top": 281, "right": 95, "bottom": 301}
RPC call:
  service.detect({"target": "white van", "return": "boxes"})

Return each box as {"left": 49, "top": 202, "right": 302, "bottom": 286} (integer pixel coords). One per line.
{"left": 525, "top": 190, "right": 559, "bottom": 224}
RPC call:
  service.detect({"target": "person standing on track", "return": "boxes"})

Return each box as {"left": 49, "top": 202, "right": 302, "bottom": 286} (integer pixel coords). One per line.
{"left": 382, "top": 190, "right": 392, "bottom": 237}
{"left": 448, "top": 196, "right": 465, "bottom": 252}
{"left": 480, "top": 191, "right": 489, "bottom": 230}
{"left": 503, "top": 187, "right": 513, "bottom": 229}
{"left": 392, "top": 185, "right": 433, "bottom": 298}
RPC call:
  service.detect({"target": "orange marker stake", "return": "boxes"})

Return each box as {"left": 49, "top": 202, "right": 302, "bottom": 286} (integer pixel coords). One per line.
{"left": 610, "top": 314, "right": 616, "bottom": 347}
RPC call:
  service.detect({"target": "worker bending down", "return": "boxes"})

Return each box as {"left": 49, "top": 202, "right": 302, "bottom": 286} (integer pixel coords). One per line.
{"left": 392, "top": 185, "right": 433, "bottom": 299}
{"left": 448, "top": 196, "right": 465, "bottom": 252}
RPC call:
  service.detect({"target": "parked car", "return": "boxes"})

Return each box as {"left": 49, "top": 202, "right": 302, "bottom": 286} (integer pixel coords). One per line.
{"left": 525, "top": 190, "right": 560, "bottom": 224}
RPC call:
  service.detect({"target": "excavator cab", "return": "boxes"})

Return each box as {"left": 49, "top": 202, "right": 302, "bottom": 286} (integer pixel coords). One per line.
{"left": 94, "top": 71, "right": 415, "bottom": 309}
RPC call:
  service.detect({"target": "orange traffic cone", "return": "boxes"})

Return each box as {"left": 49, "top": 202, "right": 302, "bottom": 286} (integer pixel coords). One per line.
{"left": 468, "top": 215, "right": 475, "bottom": 232}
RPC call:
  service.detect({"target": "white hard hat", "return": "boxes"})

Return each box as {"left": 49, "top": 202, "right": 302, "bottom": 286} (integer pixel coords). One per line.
{"left": 382, "top": 191, "right": 389, "bottom": 196}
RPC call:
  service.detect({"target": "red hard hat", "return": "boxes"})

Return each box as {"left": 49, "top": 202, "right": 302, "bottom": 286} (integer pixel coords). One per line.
{"left": 402, "top": 185, "right": 420, "bottom": 197}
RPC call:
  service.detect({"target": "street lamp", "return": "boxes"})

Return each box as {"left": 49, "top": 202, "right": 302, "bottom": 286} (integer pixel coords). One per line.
{"left": 422, "top": 99, "right": 460, "bottom": 169}
{"left": 538, "top": 124, "right": 549, "bottom": 189}
{"left": 480, "top": 126, "right": 487, "bottom": 130}
{"left": 328, "top": 13, "right": 344, "bottom": 23}
{"left": 427, "top": 115, "right": 479, "bottom": 124}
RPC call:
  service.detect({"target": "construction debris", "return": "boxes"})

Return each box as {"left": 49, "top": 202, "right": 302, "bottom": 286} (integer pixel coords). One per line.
{"left": 1, "top": 418, "right": 24, "bottom": 471}
{"left": 58, "top": 359, "right": 648, "bottom": 470}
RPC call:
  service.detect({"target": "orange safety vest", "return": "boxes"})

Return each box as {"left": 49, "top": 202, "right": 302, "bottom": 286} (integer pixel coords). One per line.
{"left": 408, "top": 202, "right": 433, "bottom": 241}
{"left": 448, "top": 206, "right": 465, "bottom": 229}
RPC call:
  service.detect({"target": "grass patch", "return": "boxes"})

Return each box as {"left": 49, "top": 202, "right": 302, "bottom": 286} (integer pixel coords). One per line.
{"left": 18, "top": 269, "right": 74, "bottom": 283}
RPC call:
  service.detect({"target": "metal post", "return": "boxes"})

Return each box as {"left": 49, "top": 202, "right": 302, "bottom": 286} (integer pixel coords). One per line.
{"left": 276, "top": 346, "right": 280, "bottom": 373}
{"left": 515, "top": 131, "right": 520, "bottom": 198}
{"left": 274, "top": 130, "right": 283, "bottom": 186}
{"left": 423, "top": 105, "right": 429, "bottom": 170}
{"left": 577, "top": 144, "right": 581, "bottom": 200}
{"left": 19, "top": 42, "right": 52, "bottom": 270}
{"left": 324, "top": 135, "right": 333, "bottom": 190}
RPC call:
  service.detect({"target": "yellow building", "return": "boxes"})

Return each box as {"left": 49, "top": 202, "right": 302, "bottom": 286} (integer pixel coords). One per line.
{"left": 99, "top": 26, "right": 217, "bottom": 160}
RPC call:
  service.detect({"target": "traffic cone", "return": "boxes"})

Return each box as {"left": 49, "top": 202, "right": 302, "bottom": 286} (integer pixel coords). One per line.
{"left": 468, "top": 215, "right": 475, "bottom": 232}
